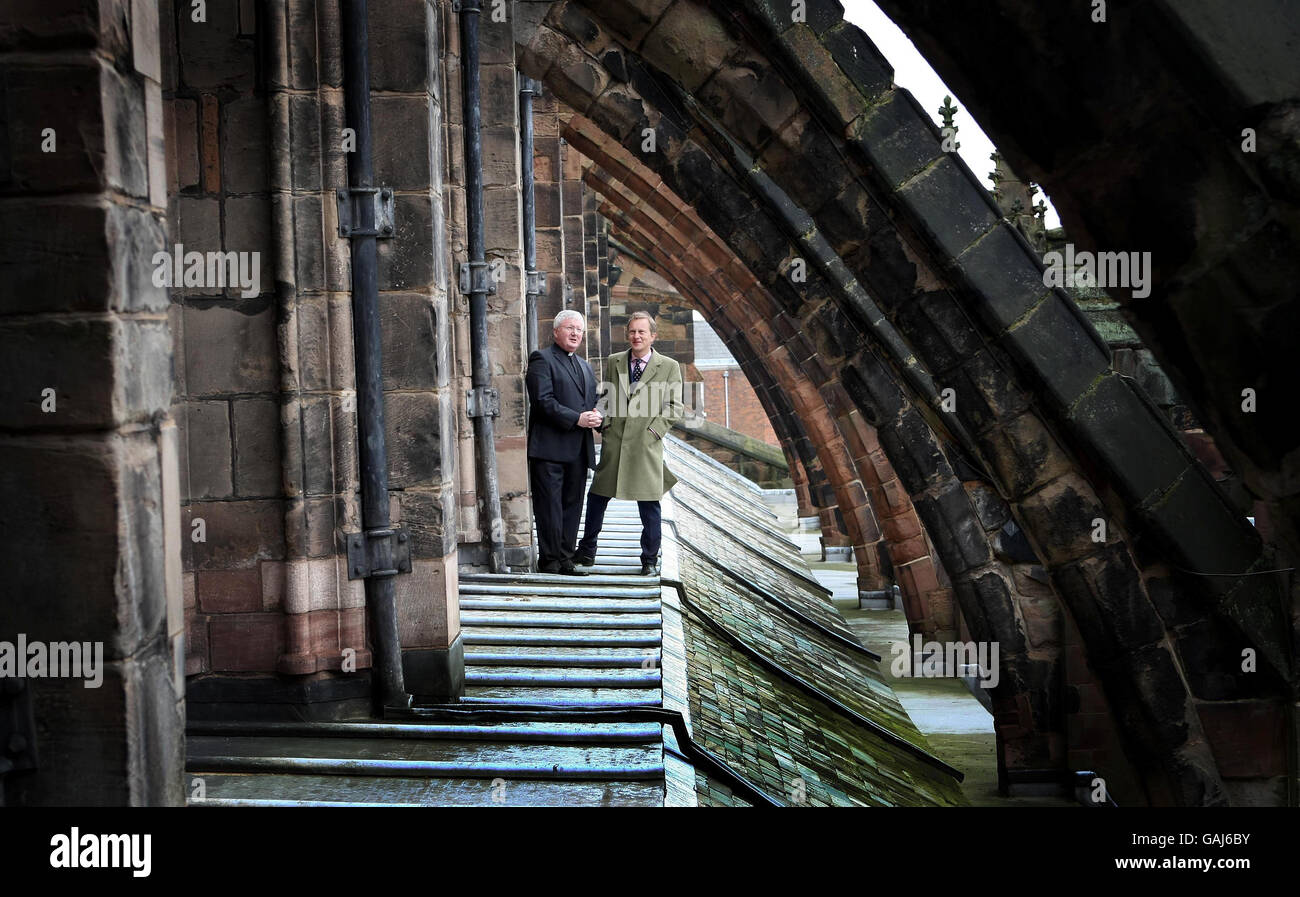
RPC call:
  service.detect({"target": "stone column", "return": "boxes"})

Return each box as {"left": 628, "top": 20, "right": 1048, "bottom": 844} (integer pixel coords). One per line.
{"left": 561, "top": 137, "right": 587, "bottom": 322}
{"left": 532, "top": 88, "right": 566, "bottom": 347}
{"left": 445, "top": 0, "right": 531, "bottom": 571}
{"left": 0, "top": 0, "right": 183, "bottom": 804}
{"left": 597, "top": 217, "right": 611, "bottom": 359}
{"left": 582, "top": 185, "right": 603, "bottom": 374}
{"left": 371, "top": 0, "right": 461, "bottom": 694}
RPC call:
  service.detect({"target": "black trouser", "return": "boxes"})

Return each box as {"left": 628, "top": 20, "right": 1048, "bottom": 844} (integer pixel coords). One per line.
{"left": 578, "top": 492, "right": 661, "bottom": 565}
{"left": 530, "top": 456, "right": 588, "bottom": 566}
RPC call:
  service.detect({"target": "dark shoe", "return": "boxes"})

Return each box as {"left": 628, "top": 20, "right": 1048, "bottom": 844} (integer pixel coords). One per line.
{"left": 639, "top": 561, "right": 661, "bottom": 577}
{"left": 558, "top": 561, "right": 587, "bottom": 576}
{"left": 539, "top": 560, "right": 562, "bottom": 574}
{"left": 573, "top": 552, "right": 596, "bottom": 567}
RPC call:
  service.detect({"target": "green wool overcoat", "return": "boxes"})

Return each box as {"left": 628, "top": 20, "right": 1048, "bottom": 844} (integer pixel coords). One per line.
{"left": 589, "top": 349, "right": 684, "bottom": 501}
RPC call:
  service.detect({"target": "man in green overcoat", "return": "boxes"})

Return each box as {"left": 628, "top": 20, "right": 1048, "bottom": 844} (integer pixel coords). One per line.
{"left": 574, "top": 311, "right": 684, "bottom": 576}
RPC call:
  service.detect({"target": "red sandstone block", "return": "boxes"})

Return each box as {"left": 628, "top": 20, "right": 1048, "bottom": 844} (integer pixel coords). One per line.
{"left": 340, "top": 606, "right": 367, "bottom": 653}
{"left": 1197, "top": 701, "right": 1286, "bottom": 778}
{"left": 898, "top": 590, "right": 923, "bottom": 621}
{"left": 209, "top": 613, "right": 284, "bottom": 672}
{"left": 1179, "top": 429, "right": 1230, "bottom": 480}
{"left": 836, "top": 421, "right": 870, "bottom": 464}
{"left": 902, "top": 558, "right": 941, "bottom": 595}
{"left": 880, "top": 511, "right": 923, "bottom": 544}
{"left": 280, "top": 613, "right": 316, "bottom": 674}
{"left": 852, "top": 543, "right": 881, "bottom": 571}
{"left": 895, "top": 561, "right": 918, "bottom": 597}
{"left": 848, "top": 505, "right": 880, "bottom": 543}
{"left": 196, "top": 567, "right": 262, "bottom": 614}
{"left": 309, "top": 609, "right": 341, "bottom": 658}
{"left": 891, "top": 534, "right": 929, "bottom": 565}
{"left": 879, "top": 477, "right": 913, "bottom": 514}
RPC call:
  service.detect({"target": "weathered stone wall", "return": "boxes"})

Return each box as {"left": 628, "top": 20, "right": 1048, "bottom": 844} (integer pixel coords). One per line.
{"left": 171, "top": 0, "right": 462, "bottom": 706}
{"left": 167, "top": 0, "right": 295, "bottom": 684}
{"left": 0, "top": 0, "right": 184, "bottom": 804}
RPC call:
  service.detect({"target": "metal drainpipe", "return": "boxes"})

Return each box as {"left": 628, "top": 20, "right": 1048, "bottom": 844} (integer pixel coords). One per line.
{"left": 340, "top": 0, "right": 410, "bottom": 712}
{"left": 458, "top": 0, "right": 507, "bottom": 573}
{"left": 723, "top": 369, "right": 731, "bottom": 429}
{"left": 520, "top": 75, "right": 544, "bottom": 356}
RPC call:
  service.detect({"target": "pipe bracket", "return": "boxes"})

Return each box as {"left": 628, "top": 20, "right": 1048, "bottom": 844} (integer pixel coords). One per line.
{"left": 524, "top": 268, "right": 547, "bottom": 297}
{"left": 337, "top": 187, "right": 396, "bottom": 238}
{"left": 345, "top": 526, "right": 413, "bottom": 580}
{"left": 459, "top": 261, "right": 498, "bottom": 296}
{"left": 466, "top": 386, "right": 500, "bottom": 419}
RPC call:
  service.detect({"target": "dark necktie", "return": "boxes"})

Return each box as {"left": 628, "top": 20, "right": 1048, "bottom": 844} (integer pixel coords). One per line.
{"left": 631, "top": 356, "right": 644, "bottom": 383}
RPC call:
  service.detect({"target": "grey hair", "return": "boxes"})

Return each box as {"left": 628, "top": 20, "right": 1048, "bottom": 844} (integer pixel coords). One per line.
{"left": 553, "top": 309, "right": 585, "bottom": 330}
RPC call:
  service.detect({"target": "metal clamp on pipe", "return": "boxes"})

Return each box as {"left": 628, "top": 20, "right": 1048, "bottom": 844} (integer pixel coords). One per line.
{"left": 524, "top": 269, "right": 547, "bottom": 296}
{"left": 466, "top": 386, "right": 500, "bottom": 419}
{"left": 336, "top": 187, "right": 396, "bottom": 238}
{"left": 345, "top": 527, "right": 414, "bottom": 580}
{"left": 458, "top": 260, "right": 497, "bottom": 295}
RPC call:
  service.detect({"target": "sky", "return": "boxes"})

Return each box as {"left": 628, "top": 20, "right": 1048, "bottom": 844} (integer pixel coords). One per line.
{"left": 841, "top": 0, "right": 1061, "bottom": 229}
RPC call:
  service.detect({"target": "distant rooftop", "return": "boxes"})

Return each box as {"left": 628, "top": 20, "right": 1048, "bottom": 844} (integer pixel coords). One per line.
{"left": 692, "top": 311, "right": 739, "bottom": 369}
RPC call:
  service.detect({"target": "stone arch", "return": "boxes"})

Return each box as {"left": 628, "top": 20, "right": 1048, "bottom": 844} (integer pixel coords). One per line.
{"left": 559, "top": 124, "right": 1075, "bottom": 779}
{"left": 597, "top": 197, "right": 1063, "bottom": 774}
{"left": 577, "top": 145, "right": 936, "bottom": 603}
{"left": 873, "top": 0, "right": 1300, "bottom": 567}
{"left": 580, "top": 162, "right": 891, "bottom": 595}
{"left": 511, "top": 0, "right": 1292, "bottom": 803}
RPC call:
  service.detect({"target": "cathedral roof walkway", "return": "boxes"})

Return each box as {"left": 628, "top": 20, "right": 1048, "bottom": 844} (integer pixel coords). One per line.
{"left": 186, "top": 439, "right": 965, "bottom": 807}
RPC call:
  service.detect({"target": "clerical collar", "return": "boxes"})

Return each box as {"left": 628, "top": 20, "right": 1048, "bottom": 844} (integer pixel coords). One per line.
{"left": 567, "top": 351, "right": 574, "bottom": 356}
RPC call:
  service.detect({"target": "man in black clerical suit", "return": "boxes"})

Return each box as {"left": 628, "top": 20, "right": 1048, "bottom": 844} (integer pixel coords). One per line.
{"left": 526, "top": 309, "right": 603, "bottom": 574}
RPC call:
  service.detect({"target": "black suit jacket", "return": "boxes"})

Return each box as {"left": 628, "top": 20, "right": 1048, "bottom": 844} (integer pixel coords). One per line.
{"left": 526, "top": 342, "right": 598, "bottom": 468}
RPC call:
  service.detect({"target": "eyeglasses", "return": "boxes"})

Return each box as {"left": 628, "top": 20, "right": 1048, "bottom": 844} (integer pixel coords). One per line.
{"left": 557, "top": 326, "right": 585, "bottom": 334}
